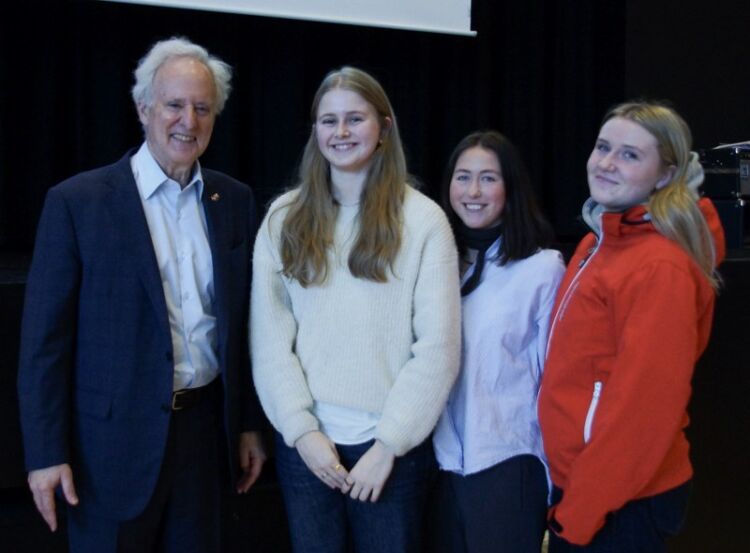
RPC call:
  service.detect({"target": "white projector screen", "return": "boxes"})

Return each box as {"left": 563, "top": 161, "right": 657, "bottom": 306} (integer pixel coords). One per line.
{"left": 100, "top": 0, "right": 475, "bottom": 36}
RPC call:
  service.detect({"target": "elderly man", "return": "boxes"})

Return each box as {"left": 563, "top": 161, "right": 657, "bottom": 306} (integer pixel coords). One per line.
{"left": 17, "top": 37, "right": 265, "bottom": 553}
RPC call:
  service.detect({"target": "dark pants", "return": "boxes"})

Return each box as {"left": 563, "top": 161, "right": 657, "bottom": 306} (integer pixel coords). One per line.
{"left": 275, "top": 433, "right": 436, "bottom": 553}
{"left": 548, "top": 480, "right": 692, "bottom": 553}
{"left": 67, "top": 382, "right": 224, "bottom": 553}
{"left": 427, "top": 454, "right": 548, "bottom": 553}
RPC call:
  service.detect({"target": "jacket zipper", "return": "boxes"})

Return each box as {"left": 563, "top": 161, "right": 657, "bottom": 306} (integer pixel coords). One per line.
{"left": 545, "top": 236, "right": 603, "bottom": 358}
{"left": 583, "top": 381, "right": 603, "bottom": 443}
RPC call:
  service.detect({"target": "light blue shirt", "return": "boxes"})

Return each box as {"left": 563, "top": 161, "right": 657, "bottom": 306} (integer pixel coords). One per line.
{"left": 131, "top": 143, "right": 218, "bottom": 391}
{"left": 432, "top": 239, "right": 565, "bottom": 475}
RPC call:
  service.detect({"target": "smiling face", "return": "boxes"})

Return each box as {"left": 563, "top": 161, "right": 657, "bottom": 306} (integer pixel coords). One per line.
{"left": 315, "top": 88, "right": 385, "bottom": 178}
{"left": 449, "top": 146, "right": 506, "bottom": 229}
{"left": 587, "top": 116, "right": 674, "bottom": 211}
{"left": 138, "top": 56, "right": 217, "bottom": 186}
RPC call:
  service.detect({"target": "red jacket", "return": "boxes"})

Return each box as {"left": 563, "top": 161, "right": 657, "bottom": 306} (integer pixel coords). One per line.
{"left": 538, "top": 198, "right": 725, "bottom": 545}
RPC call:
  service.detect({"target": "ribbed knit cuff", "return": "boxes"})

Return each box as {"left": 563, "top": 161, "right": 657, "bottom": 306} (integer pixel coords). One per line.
{"left": 375, "top": 414, "right": 412, "bottom": 456}
{"left": 281, "top": 410, "right": 320, "bottom": 448}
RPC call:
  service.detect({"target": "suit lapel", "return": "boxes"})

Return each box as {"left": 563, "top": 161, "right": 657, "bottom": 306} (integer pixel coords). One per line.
{"left": 202, "top": 175, "right": 230, "bottom": 359}
{"left": 105, "top": 154, "right": 170, "bottom": 335}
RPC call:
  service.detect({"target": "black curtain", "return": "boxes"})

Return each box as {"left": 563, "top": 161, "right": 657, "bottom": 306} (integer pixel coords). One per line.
{"left": 0, "top": 0, "right": 626, "bottom": 253}
{"left": 626, "top": 0, "right": 750, "bottom": 148}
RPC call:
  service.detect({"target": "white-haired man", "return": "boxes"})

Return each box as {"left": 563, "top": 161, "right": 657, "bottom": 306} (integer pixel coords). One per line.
{"left": 18, "top": 37, "right": 266, "bottom": 552}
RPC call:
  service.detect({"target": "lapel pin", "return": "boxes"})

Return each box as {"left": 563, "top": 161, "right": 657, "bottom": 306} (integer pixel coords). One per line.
{"left": 210, "top": 192, "right": 220, "bottom": 202}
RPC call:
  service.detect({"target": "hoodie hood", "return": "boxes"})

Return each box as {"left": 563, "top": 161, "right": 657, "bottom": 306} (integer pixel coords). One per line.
{"left": 580, "top": 197, "right": 651, "bottom": 237}
{"left": 580, "top": 195, "right": 726, "bottom": 269}
{"left": 581, "top": 198, "right": 605, "bottom": 237}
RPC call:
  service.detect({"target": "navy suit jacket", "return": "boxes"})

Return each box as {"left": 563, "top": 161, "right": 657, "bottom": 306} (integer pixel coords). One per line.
{"left": 17, "top": 151, "right": 263, "bottom": 519}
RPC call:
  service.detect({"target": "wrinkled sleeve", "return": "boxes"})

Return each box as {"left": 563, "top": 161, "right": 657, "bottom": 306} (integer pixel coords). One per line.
{"left": 17, "top": 187, "right": 81, "bottom": 470}
{"left": 250, "top": 211, "right": 319, "bottom": 447}
{"left": 535, "top": 251, "right": 566, "bottom": 378}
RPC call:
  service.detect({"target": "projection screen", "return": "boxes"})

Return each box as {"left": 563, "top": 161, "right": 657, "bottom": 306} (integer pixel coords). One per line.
{"left": 100, "top": 0, "right": 475, "bottom": 36}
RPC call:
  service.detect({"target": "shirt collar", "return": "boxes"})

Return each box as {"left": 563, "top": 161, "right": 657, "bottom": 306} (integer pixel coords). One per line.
{"left": 486, "top": 236, "right": 502, "bottom": 258}
{"left": 131, "top": 142, "right": 205, "bottom": 200}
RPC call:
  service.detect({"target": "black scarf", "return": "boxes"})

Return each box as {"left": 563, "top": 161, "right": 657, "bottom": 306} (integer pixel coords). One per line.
{"left": 456, "top": 222, "right": 503, "bottom": 296}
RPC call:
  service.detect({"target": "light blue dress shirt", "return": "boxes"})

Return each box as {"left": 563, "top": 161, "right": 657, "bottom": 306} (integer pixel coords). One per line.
{"left": 432, "top": 239, "right": 565, "bottom": 476}
{"left": 131, "top": 143, "right": 218, "bottom": 391}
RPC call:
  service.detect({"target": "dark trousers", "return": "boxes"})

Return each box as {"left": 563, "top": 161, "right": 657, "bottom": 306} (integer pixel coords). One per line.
{"left": 548, "top": 480, "right": 692, "bottom": 553}
{"left": 275, "top": 433, "right": 436, "bottom": 553}
{"left": 426, "top": 454, "right": 548, "bottom": 553}
{"left": 66, "top": 382, "right": 224, "bottom": 553}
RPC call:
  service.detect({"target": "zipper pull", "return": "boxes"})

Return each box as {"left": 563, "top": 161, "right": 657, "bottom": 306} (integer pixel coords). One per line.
{"left": 583, "top": 381, "right": 603, "bottom": 444}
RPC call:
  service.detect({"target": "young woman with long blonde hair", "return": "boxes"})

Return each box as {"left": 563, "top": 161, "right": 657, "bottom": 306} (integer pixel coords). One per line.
{"left": 251, "top": 66, "right": 461, "bottom": 552}
{"left": 539, "top": 101, "right": 725, "bottom": 552}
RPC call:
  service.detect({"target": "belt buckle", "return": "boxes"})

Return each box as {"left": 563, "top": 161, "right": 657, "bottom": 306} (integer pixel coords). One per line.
{"left": 171, "top": 389, "right": 189, "bottom": 411}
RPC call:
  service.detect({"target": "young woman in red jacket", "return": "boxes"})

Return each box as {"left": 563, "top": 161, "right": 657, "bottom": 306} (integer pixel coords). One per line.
{"left": 538, "top": 101, "right": 725, "bottom": 552}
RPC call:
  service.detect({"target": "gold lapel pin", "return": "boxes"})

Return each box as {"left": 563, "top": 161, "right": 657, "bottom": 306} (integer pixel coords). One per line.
{"left": 210, "top": 192, "right": 220, "bottom": 201}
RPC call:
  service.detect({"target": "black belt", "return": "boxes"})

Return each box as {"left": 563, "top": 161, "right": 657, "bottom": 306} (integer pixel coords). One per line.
{"left": 171, "top": 379, "right": 219, "bottom": 411}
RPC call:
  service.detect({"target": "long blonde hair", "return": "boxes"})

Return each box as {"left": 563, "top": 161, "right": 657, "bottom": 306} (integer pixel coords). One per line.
{"left": 604, "top": 102, "right": 720, "bottom": 288}
{"left": 276, "top": 67, "right": 407, "bottom": 286}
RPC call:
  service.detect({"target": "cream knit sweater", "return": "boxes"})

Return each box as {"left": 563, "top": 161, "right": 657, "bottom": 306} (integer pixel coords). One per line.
{"left": 251, "top": 186, "right": 461, "bottom": 456}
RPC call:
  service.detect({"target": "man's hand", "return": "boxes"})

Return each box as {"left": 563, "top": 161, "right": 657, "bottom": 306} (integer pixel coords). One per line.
{"left": 236, "top": 431, "right": 267, "bottom": 493}
{"left": 295, "top": 431, "right": 349, "bottom": 491}
{"left": 346, "top": 440, "right": 395, "bottom": 502}
{"left": 28, "top": 463, "right": 78, "bottom": 531}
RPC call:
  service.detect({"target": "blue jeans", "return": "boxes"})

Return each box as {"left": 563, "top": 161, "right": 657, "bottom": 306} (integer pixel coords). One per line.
{"left": 275, "top": 433, "right": 436, "bottom": 553}
{"left": 548, "top": 480, "right": 692, "bottom": 553}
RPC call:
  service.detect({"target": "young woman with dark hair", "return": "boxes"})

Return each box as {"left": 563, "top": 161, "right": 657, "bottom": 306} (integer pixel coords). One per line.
{"left": 430, "top": 130, "right": 565, "bottom": 553}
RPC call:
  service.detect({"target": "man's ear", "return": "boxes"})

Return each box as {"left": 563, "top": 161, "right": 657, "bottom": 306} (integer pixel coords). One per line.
{"left": 655, "top": 165, "right": 676, "bottom": 190}
{"left": 137, "top": 103, "right": 150, "bottom": 126}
